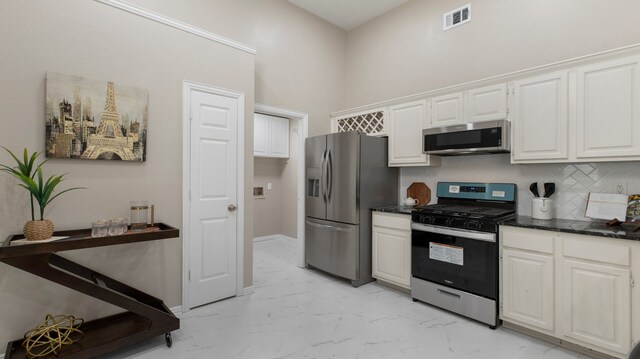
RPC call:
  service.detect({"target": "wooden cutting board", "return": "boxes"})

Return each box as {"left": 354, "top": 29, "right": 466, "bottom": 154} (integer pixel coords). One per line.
{"left": 407, "top": 182, "right": 431, "bottom": 206}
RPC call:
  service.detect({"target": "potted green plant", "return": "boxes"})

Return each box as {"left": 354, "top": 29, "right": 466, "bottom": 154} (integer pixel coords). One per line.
{"left": 1, "top": 147, "right": 85, "bottom": 240}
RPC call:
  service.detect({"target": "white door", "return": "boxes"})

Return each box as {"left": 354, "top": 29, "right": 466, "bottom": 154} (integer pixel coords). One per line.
{"left": 188, "top": 88, "right": 239, "bottom": 309}
{"left": 511, "top": 72, "right": 569, "bottom": 162}
{"left": 576, "top": 56, "right": 640, "bottom": 159}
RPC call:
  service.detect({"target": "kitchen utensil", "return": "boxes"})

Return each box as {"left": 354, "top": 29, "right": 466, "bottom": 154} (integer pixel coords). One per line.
{"left": 407, "top": 182, "right": 431, "bottom": 206}
{"left": 403, "top": 197, "right": 419, "bottom": 206}
{"left": 529, "top": 182, "right": 540, "bottom": 198}
{"left": 543, "top": 182, "right": 555, "bottom": 198}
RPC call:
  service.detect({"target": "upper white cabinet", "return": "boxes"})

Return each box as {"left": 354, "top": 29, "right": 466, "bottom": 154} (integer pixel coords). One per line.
{"left": 576, "top": 56, "right": 640, "bottom": 159}
{"left": 254, "top": 113, "right": 289, "bottom": 158}
{"left": 511, "top": 72, "right": 569, "bottom": 162}
{"left": 467, "top": 83, "right": 508, "bottom": 123}
{"left": 429, "top": 83, "right": 508, "bottom": 127}
{"left": 388, "top": 100, "right": 441, "bottom": 167}
{"left": 430, "top": 92, "right": 464, "bottom": 127}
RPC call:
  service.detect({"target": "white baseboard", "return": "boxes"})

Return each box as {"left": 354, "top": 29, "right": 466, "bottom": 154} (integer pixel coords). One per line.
{"left": 253, "top": 234, "right": 297, "bottom": 243}
{"left": 170, "top": 305, "right": 182, "bottom": 316}
{"left": 242, "top": 286, "right": 255, "bottom": 296}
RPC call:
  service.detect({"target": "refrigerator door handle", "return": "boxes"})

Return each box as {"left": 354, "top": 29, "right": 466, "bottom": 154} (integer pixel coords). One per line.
{"left": 305, "top": 219, "right": 353, "bottom": 232}
{"left": 327, "top": 150, "right": 333, "bottom": 202}
{"left": 321, "top": 149, "right": 328, "bottom": 203}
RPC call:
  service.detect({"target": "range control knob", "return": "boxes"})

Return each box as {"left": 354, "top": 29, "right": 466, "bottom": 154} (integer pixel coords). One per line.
{"left": 428, "top": 217, "right": 436, "bottom": 224}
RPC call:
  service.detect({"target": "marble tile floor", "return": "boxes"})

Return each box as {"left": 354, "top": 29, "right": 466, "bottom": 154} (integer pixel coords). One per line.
{"left": 107, "top": 237, "right": 587, "bottom": 359}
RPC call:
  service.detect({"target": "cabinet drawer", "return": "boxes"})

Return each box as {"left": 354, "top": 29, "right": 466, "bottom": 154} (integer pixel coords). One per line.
{"left": 501, "top": 226, "right": 555, "bottom": 254}
{"left": 563, "top": 236, "right": 630, "bottom": 266}
{"left": 372, "top": 212, "right": 411, "bottom": 230}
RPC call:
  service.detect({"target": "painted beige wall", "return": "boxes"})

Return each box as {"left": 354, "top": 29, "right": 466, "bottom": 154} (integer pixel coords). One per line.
{"left": 253, "top": 157, "right": 285, "bottom": 237}
{"left": 0, "top": 0, "right": 254, "bottom": 347}
{"left": 127, "top": 0, "right": 347, "bottom": 136}
{"left": 252, "top": 119, "right": 300, "bottom": 239}
{"left": 345, "top": 0, "right": 640, "bottom": 107}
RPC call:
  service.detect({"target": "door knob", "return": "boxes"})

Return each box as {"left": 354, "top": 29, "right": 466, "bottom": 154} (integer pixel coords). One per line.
{"left": 228, "top": 204, "right": 237, "bottom": 212}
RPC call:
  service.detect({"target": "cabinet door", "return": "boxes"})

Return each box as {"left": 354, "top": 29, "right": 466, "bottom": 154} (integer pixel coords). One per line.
{"left": 253, "top": 113, "right": 269, "bottom": 157}
{"left": 467, "top": 83, "right": 508, "bottom": 123}
{"left": 512, "top": 72, "right": 569, "bottom": 161}
{"left": 430, "top": 92, "right": 465, "bottom": 127}
{"left": 372, "top": 213, "right": 411, "bottom": 289}
{"left": 576, "top": 56, "right": 640, "bottom": 159}
{"left": 269, "top": 115, "right": 289, "bottom": 158}
{"left": 502, "top": 248, "right": 555, "bottom": 333}
{"left": 560, "top": 259, "right": 631, "bottom": 355}
{"left": 388, "top": 100, "right": 435, "bottom": 167}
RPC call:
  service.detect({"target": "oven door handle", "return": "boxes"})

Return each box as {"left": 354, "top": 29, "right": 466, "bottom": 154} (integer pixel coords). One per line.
{"left": 411, "top": 223, "right": 496, "bottom": 243}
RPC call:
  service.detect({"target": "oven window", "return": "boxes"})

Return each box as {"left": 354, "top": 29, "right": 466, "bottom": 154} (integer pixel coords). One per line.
{"left": 412, "top": 230, "right": 497, "bottom": 299}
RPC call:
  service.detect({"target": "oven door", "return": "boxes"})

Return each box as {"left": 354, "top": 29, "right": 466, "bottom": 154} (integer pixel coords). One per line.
{"left": 411, "top": 223, "right": 496, "bottom": 299}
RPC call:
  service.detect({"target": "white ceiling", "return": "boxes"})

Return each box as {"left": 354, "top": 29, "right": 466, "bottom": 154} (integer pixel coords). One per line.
{"left": 288, "top": 0, "right": 409, "bottom": 30}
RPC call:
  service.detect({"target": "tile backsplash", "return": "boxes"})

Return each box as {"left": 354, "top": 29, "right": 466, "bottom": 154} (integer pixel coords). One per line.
{"left": 400, "top": 154, "right": 640, "bottom": 221}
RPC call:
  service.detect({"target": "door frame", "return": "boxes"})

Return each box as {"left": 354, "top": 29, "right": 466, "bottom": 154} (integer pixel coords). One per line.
{"left": 254, "top": 103, "right": 308, "bottom": 268}
{"left": 182, "top": 80, "right": 245, "bottom": 312}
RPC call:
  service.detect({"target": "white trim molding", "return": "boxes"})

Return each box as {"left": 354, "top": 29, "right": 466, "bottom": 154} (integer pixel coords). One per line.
{"left": 95, "top": 0, "right": 256, "bottom": 54}
{"left": 254, "top": 104, "right": 308, "bottom": 269}
{"left": 170, "top": 306, "right": 183, "bottom": 316}
{"left": 242, "top": 286, "right": 255, "bottom": 296}
{"left": 254, "top": 234, "right": 298, "bottom": 243}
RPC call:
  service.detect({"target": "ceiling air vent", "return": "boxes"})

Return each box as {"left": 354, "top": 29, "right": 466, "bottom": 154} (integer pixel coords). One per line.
{"left": 443, "top": 4, "right": 471, "bottom": 31}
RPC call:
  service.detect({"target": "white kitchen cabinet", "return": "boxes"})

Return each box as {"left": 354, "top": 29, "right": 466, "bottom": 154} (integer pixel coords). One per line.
{"left": 500, "top": 226, "right": 637, "bottom": 358}
{"left": 254, "top": 113, "right": 289, "bottom": 158}
{"left": 467, "top": 83, "right": 508, "bottom": 123}
{"left": 387, "top": 100, "right": 440, "bottom": 167}
{"left": 576, "top": 56, "right": 640, "bottom": 159}
{"left": 430, "top": 92, "right": 464, "bottom": 127}
{"left": 372, "top": 212, "right": 411, "bottom": 289}
{"left": 429, "top": 84, "right": 508, "bottom": 127}
{"left": 501, "top": 226, "right": 556, "bottom": 333}
{"left": 511, "top": 72, "right": 569, "bottom": 162}
{"left": 560, "top": 234, "right": 632, "bottom": 355}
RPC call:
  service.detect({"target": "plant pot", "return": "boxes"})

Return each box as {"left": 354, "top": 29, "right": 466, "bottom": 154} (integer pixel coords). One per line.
{"left": 23, "top": 219, "right": 54, "bottom": 241}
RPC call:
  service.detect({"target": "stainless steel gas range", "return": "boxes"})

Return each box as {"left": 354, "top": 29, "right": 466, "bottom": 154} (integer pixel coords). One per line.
{"left": 410, "top": 182, "right": 516, "bottom": 329}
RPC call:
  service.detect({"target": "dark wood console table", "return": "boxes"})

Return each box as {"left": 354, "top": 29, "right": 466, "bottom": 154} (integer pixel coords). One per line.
{"left": 0, "top": 223, "right": 180, "bottom": 358}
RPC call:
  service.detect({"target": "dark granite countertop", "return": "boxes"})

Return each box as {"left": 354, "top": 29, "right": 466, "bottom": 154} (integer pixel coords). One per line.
{"left": 370, "top": 205, "right": 419, "bottom": 215}
{"left": 500, "top": 215, "right": 640, "bottom": 241}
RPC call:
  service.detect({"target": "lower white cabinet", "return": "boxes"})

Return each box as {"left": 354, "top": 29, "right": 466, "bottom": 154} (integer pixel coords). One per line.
{"left": 372, "top": 212, "right": 411, "bottom": 289}
{"left": 500, "top": 226, "right": 637, "bottom": 358}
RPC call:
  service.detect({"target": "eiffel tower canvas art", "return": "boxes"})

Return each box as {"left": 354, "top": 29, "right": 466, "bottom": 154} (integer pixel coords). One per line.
{"left": 45, "top": 72, "right": 148, "bottom": 161}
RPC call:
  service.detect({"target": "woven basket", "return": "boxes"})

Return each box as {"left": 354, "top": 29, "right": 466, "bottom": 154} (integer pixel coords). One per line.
{"left": 23, "top": 220, "right": 54, "bottom": 241}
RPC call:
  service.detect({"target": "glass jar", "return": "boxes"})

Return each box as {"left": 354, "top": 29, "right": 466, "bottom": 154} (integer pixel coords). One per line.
{"left": 130, "top": 201, "right": 149, "bottom": 231}
{"left": 91, "top": 220, "right": 109, "bottom": 238}
{"left": 108, "top": 218, "right": 127, "bottom": 236}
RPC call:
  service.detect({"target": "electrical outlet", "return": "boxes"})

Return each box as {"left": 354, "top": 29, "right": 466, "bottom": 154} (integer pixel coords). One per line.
{"left": 614, "top": 183, "right": 627, "bottom": 194}
{"left": 267, "top": 182, "right": 273, "bottom": 190}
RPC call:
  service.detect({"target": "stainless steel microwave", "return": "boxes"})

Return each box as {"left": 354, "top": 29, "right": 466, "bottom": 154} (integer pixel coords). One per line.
{"left": 423, "top": 120, "right": 510, "bottom": 156}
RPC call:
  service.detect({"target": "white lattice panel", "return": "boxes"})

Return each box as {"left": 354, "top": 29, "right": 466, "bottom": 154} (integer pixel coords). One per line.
{"left": 336, "top": 111, "right": 384, "bottom": 135}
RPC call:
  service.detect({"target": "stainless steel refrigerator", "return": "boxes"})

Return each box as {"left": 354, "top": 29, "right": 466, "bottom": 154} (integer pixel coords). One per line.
{"left": 305, "top": 132, "right": 398, "bottom": 287}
